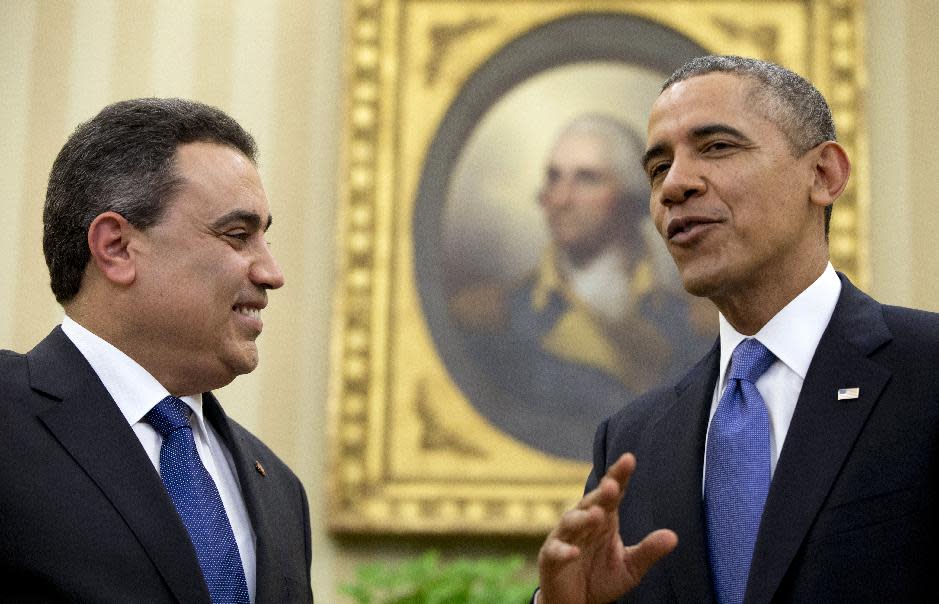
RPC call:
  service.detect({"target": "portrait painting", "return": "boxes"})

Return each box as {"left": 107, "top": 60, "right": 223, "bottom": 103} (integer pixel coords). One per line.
{"left": 417, "top": 54, "right": 718, "bottom": 461}
{"left": 330, "top": 1, "right": 866, "bottom": 534}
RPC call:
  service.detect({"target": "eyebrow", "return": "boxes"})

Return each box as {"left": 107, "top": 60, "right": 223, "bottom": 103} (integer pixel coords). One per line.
{"left": 689, "top": 123, "right": 751, "bottom": 143}
{"left": 642, "top": 123, "right": 752, "bottom": 172}
{"left": 641, "top": 144, "right": 667, "bottom": 173}
{"left": 210, "top": 209, "right": 273, "bottom": 232}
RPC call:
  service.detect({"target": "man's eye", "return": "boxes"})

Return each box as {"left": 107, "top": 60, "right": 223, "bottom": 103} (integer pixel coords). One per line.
{"left": 226, "top": 232, "right": 250, "bottom": 242}
{"left": 648, "top": 162, "right": 670, "bottom": 181}
{"left": 576, "top": 172, "right": 604, "bottom": 185}
{"left": 703, "top": 141, "right": 733, "bottom": 153}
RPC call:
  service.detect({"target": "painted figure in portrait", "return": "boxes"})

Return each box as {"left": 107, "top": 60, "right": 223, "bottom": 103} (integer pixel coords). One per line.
{"left": 446, "top": 114, "right": 715, "bottom": 460}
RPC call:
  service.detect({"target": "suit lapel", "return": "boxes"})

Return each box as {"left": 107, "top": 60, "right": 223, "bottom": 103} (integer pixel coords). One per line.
{"left": 746, "top": 278, "right": 892, "bottom": 604}
{"left": 652, "top": 345, "right": 720, "bottom": 604}
{"left": 205, "top": 395, "right": 294, "bottom": 603}
{"left": 29, "top": 328, "right": 210, "bottom": 603}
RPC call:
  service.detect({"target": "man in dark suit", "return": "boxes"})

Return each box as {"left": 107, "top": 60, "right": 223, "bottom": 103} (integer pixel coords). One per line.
{"left": 536, "top": 56, "right": 939, "bottom": 603}
{"left": 0, "top": 99, "right": 313, "bottom": 602}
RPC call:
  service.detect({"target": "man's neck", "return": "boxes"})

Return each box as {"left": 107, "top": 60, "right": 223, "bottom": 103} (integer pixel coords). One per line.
{"left": 712, "top": 255, "right": 830, "bottom": 336}
{"left": 66, "top": 300, "right": 225, "bottom": 397}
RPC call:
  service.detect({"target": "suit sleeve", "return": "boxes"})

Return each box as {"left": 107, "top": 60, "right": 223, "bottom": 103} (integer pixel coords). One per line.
{"left": 584, "top": 417, "right": 613, "bottom": 494}
{"left": 299, "top": 478, "right": 314, "bottom": 602}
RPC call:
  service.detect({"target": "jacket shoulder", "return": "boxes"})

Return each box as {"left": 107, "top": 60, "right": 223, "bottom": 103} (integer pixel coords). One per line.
{"left": 0, "top": 349, "right": 31, "bottom": 396}
{"left": 589, "top": 346, "right": 715, "bottom": 479}
{"left": 588, "top": 380, "right": 685, "bottom": 481}
{"left": 881, "top": 304, "right": 939, "bottom": 341}
{"left": 604, "top": 344, "right": 715, "bottom": 437}
{"left": 605, "top": 382, "right": 676, "bottom": 435}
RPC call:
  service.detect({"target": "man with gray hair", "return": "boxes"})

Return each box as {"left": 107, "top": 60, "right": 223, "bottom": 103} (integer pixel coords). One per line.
{"left": 0, "top": 98, "right": 313, "bottom": 603}
{"left": 536, "top": 55, "right": 939, "bottom": 603}
{"left": 451, "top": 113, "right": 712, "bottom": 461}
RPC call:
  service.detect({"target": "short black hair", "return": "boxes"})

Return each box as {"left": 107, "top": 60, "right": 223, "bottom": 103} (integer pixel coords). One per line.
{"left": 663, "top": 56, "right": 837, "bottom": 234}
{"left": 43, "top": 98, "right": 257, "bottom": 303}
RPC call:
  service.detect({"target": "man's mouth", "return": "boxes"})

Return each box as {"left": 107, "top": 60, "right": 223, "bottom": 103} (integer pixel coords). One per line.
{"left": 666, "top": 216, "right": 719, "bottom": 242}
{"left": 233, "top": 305, "right": 261, "bottom": 319}
{"left": 232, "top": 303, "right": 265, "bottom": 334}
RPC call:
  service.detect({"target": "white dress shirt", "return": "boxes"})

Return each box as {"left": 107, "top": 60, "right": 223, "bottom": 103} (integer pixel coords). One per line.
{"left": 61, "top": 316, "right": 257, "bottom": 602}
{"left": 704, "top": 263, "right": 842, "bottom": 489}
{"left": 561, "top": 244, "right": 634, "bottom": 324}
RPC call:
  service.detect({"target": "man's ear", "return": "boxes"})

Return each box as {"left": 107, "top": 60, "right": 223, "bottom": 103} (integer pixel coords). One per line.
{"left": 87, "top": 212, "right": 137, "bottom": 286}
{"left": 809, "top": 141, "right": 851, "bottom": 208}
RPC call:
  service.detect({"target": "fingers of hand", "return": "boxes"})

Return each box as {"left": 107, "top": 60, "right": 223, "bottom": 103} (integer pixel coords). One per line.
{"left": 578, "top": 453, "right": 635, "bottom": 512}
{"left": 552, "top": 505, "right": 607, "bottom": 546}
{"left": 623, "top": 529, "right": 679, "bottom": 582}
{"left": 537, "top": 535, "right": 581, "bottom": 570}
{"left": 606, "top": 452, "right": 637, "bottom": 486}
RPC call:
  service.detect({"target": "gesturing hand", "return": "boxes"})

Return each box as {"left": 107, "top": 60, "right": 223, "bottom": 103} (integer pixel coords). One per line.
{"left": 536, "top": 453, "right": 678, "bottom": 604}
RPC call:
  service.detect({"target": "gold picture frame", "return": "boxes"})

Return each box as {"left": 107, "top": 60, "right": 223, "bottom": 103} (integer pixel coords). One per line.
{"left": 328, "top": 0, "right": 866, "bottom": 535}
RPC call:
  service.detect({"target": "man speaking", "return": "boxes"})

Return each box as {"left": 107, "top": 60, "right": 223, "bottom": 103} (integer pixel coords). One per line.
{"left": 536, "top": 56, "right": 938, "bottom": 603}
{"left": 0, "top": 99, "right": 312, "bottom": 602}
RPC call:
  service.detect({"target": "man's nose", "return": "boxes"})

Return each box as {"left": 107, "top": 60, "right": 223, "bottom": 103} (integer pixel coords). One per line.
{"left": 540, "top": 180, "right": 575, "bottom": 208}
{"left": 252, "top": 244, "right": 286, "bottom": 290}
{"left": 659, "top": 156, "right": 705, "bottom": 206}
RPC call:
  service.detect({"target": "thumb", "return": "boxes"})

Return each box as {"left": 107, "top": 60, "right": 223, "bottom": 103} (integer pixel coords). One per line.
{"left": 623, "top": 529, "right": 678, "bottom": 584}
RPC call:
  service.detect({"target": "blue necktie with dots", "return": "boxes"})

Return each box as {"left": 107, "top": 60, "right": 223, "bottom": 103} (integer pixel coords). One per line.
{"left": 704, "top": 338, "right": 776, "bottom": 604}
{"left": 145, "top": 396, "right": 249, "bottom": 604}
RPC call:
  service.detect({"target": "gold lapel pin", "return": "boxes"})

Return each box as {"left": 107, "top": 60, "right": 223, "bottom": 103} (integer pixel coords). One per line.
{"left": 255, "top": 460, "right": 267, "bottom": 477}
{"left": 837, "top": 387, "right": 860, "bottom": 400}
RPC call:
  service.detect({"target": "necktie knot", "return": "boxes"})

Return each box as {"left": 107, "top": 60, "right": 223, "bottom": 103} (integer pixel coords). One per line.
{"left": 728, "top": 338, "right": 775, "bottom": 384}
{"left": 145, "top": 396, "right": 192, "bottom": 439}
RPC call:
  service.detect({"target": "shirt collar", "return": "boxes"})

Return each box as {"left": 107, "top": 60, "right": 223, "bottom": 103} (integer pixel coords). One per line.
{"left": 530, "top": 246, "right": 654, "bottom": 313}
{"left": 717, "top": 262, "right": 842, "bottom": 388}
{"left": 60, "top": 315, "right": 206, "bottom": 430}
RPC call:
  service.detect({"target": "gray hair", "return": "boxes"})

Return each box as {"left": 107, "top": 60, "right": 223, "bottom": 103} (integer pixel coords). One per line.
{"left": 552, "top": 113, "right": 650, "bottom": 218}
{"left": 43, "top": 98, "right": 257, "bottom": 303}
{"left": 663, "top": 55, "right": 837, "bottom": 233}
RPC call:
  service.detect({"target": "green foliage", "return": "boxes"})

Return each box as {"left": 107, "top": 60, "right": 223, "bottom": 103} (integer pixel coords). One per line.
{"left": 339, "top": 550, "right": 535, "bottom": 604}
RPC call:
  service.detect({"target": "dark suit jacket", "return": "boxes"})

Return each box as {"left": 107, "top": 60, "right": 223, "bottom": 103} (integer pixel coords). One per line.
{"left": 587, "top": 276, "right": 938, "bottom": 603}
{"left": 459, "top": 277, "right": 712, "bottom": 462}
{"left": 0, "top": 327, "right": 313, "bottom": 603}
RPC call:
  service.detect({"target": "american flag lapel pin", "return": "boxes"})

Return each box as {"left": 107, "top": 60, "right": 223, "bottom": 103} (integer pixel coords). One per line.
{"left": 837, "top": 387, "right": 860, "bottom": 400}
{"left": 255, "top": 460, "right": 267, "bottom": 477}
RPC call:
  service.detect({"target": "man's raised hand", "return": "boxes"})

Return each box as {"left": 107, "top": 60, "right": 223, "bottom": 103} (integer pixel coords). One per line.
{"left": 536, "top": 453, "right": 678, "bottom": 604}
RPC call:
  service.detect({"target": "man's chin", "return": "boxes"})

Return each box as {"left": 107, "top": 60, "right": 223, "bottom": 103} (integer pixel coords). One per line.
{"left": 222, "top": 345, "right": 261, "bottom": 380}
{"left": 236, "top": 349, "right": 260, "bottom": 375}
{"left": 677, "top": 268, "right": 722, "bottom": 299}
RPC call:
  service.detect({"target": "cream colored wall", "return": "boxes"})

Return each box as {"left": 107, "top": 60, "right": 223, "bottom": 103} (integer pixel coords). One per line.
{"left": 0, "top": 0, "right": 345, "bottom": 598}
{"left": 1, "top": 1, "right": 937, "bottom": 602}
{"left": 865, "top": 0, "right": 939, "bottom": 310}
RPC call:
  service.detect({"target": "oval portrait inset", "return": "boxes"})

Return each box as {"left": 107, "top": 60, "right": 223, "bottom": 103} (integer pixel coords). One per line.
{"left": 414, "top": 14, "right": 717, "bottom": 461}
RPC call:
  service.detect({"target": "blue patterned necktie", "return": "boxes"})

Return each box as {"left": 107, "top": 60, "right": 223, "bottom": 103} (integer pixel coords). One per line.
{"left": 704, "top": 338, "right": 776, "bottom": 604}
{"left": 145, "top": 396, "right": 249, "bottom": 604}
